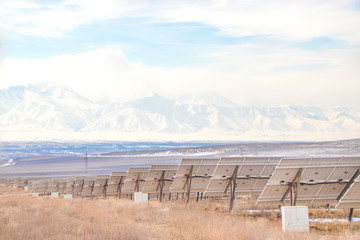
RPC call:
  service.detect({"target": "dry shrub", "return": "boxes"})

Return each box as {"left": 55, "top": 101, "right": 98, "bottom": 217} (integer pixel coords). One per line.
{"left": 309, "top": 208, "right": 359, "bottom": 219}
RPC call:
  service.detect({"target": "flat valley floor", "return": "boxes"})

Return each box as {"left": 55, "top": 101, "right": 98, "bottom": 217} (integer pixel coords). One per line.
{"left": 1, "top": 139, "right": 360, "bottom": 177}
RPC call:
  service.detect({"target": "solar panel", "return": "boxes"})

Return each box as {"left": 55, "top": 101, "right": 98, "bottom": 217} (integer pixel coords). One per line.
{"left": 38, "top": 180, "right": 49, "bottom": 195}
{"left": 81, "top": 177, "right": 96, "bottom": 198}
{"left": 92, "top": 175, "right": 110, "bottom": 198}
{"left": 58, "top": 180, "right": 67, "bottom": 194}
{"left": 17, "top": 178, "right": 28, "bottom": 188}
{"left": 106, "top": 171, "right": 127, "bottom": 198}
{"left": 65, "top": 178, "right": 76, "bottom": 194}
{"left": 47, "top": 179, "right": 60, "bottom": 193}
{"left": 35, "top": 181, "right": 42, "bottom": 193}
{"left": 27, "top": 180, "right": 35, "bottom": 192}
{"left": 204, "top": 157, "right": 281, "bottom": 214}
{"left": 205, "top": 157, "right": 280, "bottom": 197}
{"left": 73, "top": 177, "right": 85, "bottom": 195}
{"left": 171, "top": 158, "right": 219, "bottom": 194}
{"left": 122, "top": 167, "right": 150, "bottom": 193}
{"left": 235, "top": 178, "right": 270, "bottom": 195}
{"left": 142, "top": 165, "right": 178, "bottom": 201}
{"left": 31, "top": 181, "right": 41, "bottom": 193}
{"left": 257, "top": 157, "right": 360, "bottom": 206}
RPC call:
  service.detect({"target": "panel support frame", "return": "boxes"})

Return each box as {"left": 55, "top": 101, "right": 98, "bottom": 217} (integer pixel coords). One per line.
{"left": 337, "top": 168, "right": 360, "bottom": 202}
{"left": 185, "top": 166, "right": 193, "bottom": 207}
{"left": 281, "top": 168, "right": 302, "bottom": 206}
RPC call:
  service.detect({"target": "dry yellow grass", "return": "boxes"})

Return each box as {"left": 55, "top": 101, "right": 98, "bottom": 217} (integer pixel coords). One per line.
{"left": 0, "top": 185, "right": 27, "bottom": 196}
{"left": 0, "top": 187, "right": 359, "bottom": 240}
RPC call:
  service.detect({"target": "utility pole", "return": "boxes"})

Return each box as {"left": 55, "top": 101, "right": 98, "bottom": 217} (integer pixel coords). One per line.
{"left": 85, "top": 152, "right": 88, "bottom": 174}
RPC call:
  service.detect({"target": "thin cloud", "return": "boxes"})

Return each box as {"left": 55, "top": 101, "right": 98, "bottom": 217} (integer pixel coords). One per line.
{"left": 160, "top": 0, "right": 360, "bottom": 44}
{"left": 0, "top": 0, "right": 146, "bottom": 37}
{"left": 0, "top": 0, "right": 359, "bottom": 44}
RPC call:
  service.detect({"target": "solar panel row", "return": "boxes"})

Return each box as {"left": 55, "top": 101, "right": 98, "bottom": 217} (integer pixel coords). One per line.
{"left": 20, "top": 156, "right": 360, "bottom": 211}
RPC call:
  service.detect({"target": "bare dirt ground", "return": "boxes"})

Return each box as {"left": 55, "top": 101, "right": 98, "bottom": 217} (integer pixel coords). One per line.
{"left": 0, "top": 187, "right": 359, "bottom": 240}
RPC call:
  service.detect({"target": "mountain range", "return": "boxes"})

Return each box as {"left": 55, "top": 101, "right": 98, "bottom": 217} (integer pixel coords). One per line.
{"left": 0, "top": 84, "right": 359, "bottom": 141}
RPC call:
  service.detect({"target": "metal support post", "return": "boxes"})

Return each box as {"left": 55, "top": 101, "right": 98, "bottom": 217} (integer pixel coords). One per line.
{"left": 104, "top": 183, "right": 107, "bottom": 199}
{"left": 118, "top": 182, "right": 122, "bottom": 199}
{"left": 169, "top": 193, "right": 172, "bottom": 202}
{"left": 159, "top": 179, "right": 163, "bottom": 202}
{"left": 349, "top": 208, "right": 354, "bottom": 230}
{"left": 185, "top": 175, "right": 192, "bottom": 206}
{"left": 293, "top": 169, "right": 302, "bottom": 206}
{"left": 91, "top": 185, "right": 94, "bottom": 199}
{"left": 229, "top": 177, "right": 236, "bottom": 215}
{"left": 228, "top": 166, "right": 238, "bottom": 215}
{"left": 136, "top": 179, "right": 139, "bottom": 192}
{"left": 289, "top": 184, "right": 293, "bottom": 206}
{"left": 327, "top": 203, "right": 331, "bottom": 214}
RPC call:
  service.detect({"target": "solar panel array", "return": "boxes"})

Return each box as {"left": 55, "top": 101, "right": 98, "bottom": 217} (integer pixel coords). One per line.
{"left": 17, "top": 156, "right": 360, "bottom": 210}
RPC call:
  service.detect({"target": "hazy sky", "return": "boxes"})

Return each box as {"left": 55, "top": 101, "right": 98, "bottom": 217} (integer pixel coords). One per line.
{"left": 0, "top": 0, "right": 359, "bottom": 109}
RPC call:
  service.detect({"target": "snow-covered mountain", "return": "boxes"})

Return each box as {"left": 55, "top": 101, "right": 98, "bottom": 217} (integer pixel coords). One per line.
{"left": 0, "top": 84, "right": 359, "bottom": 141}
